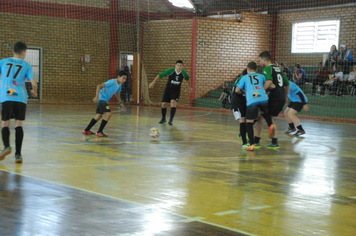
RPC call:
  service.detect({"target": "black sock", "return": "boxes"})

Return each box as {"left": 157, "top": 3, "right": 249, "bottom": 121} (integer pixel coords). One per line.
{"left": 261, "top": 113, "right": 273, "bottom": 127}
{"left": 161, "top": 108, "right": 167, "bottom": 119}
{"left": 170, "top": 107, "right": 176, "bottom": 121}
{"left": 97, "top": 120, "right": 108, "bottom": 133}
{"left": 297, "top": 125, "right": 304, "bottom": 131}
{"left": 85, "top": 118, "right": 98, "bottom": 131}
{"left": 289, "top": 123, "right": 295, "bottom": 129}
{"left": 240, "top": 123, "right": 247, "bottom": 144}
{"left": 246, "top": 123, "right": 255, "bottom": 145}
{"left": 272, "top": 138, "right": 278, "bottom": 144}
{"left": 15, "top": 127, "right": 23, "bottom": 155}
{"left": 2, "top": 127, "right": 10, "bottom": 148}
{"left": 255, "top": 136, "right": 261, "bottom": 144}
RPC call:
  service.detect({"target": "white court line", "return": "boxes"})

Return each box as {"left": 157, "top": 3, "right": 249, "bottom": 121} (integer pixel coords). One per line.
{"left": 348, "top": 196, "right": 356, "bottom": 199}
{"left": 247, "top": 205, "right": 273, "bottom": 210}
{"left": 180, "top": 216, "right": 205, "bottom": 222}
{"left": 214, "top": 210, "right": 240, "bottom": 216}
{"left": 0, "top": 169, "right": 257, "bottom": 236}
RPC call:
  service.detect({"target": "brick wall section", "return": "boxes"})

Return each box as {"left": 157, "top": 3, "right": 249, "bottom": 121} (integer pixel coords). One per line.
{"left": 143, "top": 19, "right": 193, "bottom": 105}
{"left": 276, "top": 5, "right": 356, "bottom": 68}
{"left": 195, "top": 13, "right": 271, "bottom": 99}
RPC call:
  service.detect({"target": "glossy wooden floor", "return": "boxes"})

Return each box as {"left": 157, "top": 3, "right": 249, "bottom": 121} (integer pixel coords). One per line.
{"left": 0, "top": 104, "right": 355, "bottom": 236}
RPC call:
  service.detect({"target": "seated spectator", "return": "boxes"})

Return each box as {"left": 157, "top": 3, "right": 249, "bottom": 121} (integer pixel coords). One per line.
{"left": 346, "top": 65, "right": 356, "bottom": 94}
{"left": 279, "top": 62, "right": 293, "bottom": 81}
{"left": 293, "top": 63, "right": 308, "bottom": 86}
{"left": 338, "top": 45, "right": 354, "bottom": 73}
{"left": 312, "top": 62, "right": 332, "bottom": 95}
{"left": 320, "top": 64, "right": 343, "bottom": 96}
{"left": 325, "top": 45, "right": 339, "bottom": 69}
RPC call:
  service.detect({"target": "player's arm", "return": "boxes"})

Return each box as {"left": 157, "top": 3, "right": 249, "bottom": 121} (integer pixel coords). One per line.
{"left": 30, "top": 78, "right": 38, "bottom": 97}
{"left": 149, "top": 74, "right": 160, "bottom": 89}
{"left": 149, "top": 68, "right": 174, "bottom": 89}
{"left": 284, "top": 85, "right": 290, "bottom": 104}
{"left": 93, "top": 83, "right": 105, "bottom": 103}
{"left": 263, "top": 67, "right": 274, "bottom": 89}
{"left": 115, "top": 92, "right": 126, "bottom": 112}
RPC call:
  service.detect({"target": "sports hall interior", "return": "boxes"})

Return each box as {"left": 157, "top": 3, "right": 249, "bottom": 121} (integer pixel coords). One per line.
{"left": 0, "top": 0, "right": 355, "bottom": 235}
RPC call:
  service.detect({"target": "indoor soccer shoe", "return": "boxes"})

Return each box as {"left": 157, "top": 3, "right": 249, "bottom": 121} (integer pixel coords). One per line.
{"left": 83, "top": 130, "right": 94, "bottom": 135}
{"left": 0, "top": 147, "right": 12, "bottom": 161}
{"left": 246, "top": 144, "right": 255, "bottom": 151}
{"left": 241, "top": 144, "right": 250, "bottom": 150}
{"left": 294, "top": 130, "right": 306, "bottom": 136}
{"left": 96, "top": 132, "right": 108, "bottom": 137}
{"left": 168, "top": 119, "right": 173, "bottom": 125}
{"left": 266, "top": 143, "right": 279, "bottom": 149}
{"left": 269, "top": 124, "right": 276, "bottom": 138}
{"left": 15, "top": 154, "right": 23, "bottom": 164}
{"left": 159, "top": 118, "right": 166, "bottom": 124}
{"left": 254, "top": 143, "right": 261, "bottom": 150}
{"left": 285, "top": 127, "right": 296, "bottom": 133}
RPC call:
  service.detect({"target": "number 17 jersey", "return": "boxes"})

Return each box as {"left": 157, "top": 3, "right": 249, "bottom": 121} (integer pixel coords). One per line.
{"left": 0, "top": 57, "right": 34, "bottom": 104}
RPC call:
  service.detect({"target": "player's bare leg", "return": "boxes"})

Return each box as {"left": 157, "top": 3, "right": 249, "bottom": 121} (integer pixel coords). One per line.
{"left": 287, "top": 108, "right": 305, "bottom": 136}
{"left": 284, "top": 107, "right": 297, "bottom": 133}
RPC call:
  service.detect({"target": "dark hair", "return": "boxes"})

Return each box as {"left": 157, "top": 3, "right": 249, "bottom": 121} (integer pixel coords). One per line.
{"left": 259, "top": 51, "right": 271, "bottom": 61}
{"left": 331, "top": 45, "right": 337, "bottom": 51}
{"left": 333, "top": 64, "right": 341, "bottom": 72}
{"left": 247, "top": 61, "right": 257, "bottom": 71}
{"left": 176, "top": 60, "right": 183, "bottom": 64}
{"left": 117, "top": 70, "right": 127, "bottom": 77}
{"left": 124, "top": 66, "right": 129, "bottom": 71}
{"left": 13, "top": 41, "right": 27, "bottom": 55}
{"left": 242, "top": 68, "right": 248, "bottom": 76}
{"left": 280, "top": 62, "right": 286, "bottom": 67}
{"left": 318, "top": 62, "right": 323, "bottom": 65}
{"left": 295, "top": 63, "right": 301, "bottom": 69}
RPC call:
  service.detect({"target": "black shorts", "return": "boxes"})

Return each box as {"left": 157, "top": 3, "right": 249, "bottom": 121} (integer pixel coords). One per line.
{"left": 246, "top": 102, "right": 268, "bottom": 120}
{"left": 231, "top": 93, "right": 246, "bottom": 118}
{"left": 162, "top": 88, "right": 180, "bottom": 103}
{"left": 268, "top": 99, "right": 285, "bottom": 117}
{"left": 288, "top": 102, "right": 303, "bottom": 113}
{"left": 1, "top": 101, "right": 27, "bottom": 121}
{"left": 96, "top": 100, "right": 111, "bottom": 114}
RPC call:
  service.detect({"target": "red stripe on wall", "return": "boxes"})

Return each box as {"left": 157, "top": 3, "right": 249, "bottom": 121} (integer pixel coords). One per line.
{"left": 190, "top": 19, "right": 197, "bottom": 107}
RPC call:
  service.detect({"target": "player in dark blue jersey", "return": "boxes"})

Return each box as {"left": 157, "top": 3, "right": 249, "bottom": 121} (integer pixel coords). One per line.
{"left": 0, "top": 41, "right": 38, "bottom": 163}
{"left": 284, "top": 82, "right": 309, "bottom": 136}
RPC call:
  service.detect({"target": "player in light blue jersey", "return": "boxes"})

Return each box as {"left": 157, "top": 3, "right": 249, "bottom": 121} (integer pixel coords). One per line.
{"left": 0, "top": 41, "right": 38, "bottom": 163}
{"left": 83, "top": 71, "right": 127, "bottom": 137}
{"left": 235, "top": 61, "right": 274, "bottom": 151}
{"left": 284, "top": 81, "right": 309, "bottom": 136}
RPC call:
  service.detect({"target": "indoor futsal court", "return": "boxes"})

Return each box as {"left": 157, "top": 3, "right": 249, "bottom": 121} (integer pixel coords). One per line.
{"left": 0, "top": 104, "right": 355, "bottom": 235}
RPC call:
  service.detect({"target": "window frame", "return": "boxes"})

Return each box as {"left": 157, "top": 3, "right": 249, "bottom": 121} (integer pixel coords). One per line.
{"left": 291, "top": 18, "right": 341, "bottom": 54}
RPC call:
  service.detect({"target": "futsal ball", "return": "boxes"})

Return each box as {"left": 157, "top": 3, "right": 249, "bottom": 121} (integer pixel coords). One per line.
{"left": 150, "top": 127, "right": 160, "bottom": 138}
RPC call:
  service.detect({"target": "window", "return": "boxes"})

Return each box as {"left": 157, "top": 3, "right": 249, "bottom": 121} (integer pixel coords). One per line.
{"left": 291, "top": 19, "right": 340, "bottom": 53}
{"left": 168, "top": 0, "right": 194, "bottom": 9}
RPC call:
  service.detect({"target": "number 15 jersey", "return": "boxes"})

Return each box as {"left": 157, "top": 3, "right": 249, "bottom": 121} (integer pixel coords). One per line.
{"left": 263, "top": 64, "right": 289, "bottom": 102}
{"left": 0, "top": 58, "right": 34, "bottom": 104}
{"left": 236, "top": 72, "right": 269, "bottom": 107}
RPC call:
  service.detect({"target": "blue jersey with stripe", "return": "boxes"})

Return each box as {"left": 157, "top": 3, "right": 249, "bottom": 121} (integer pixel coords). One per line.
{"left": 237, "top": 72, "right": 269, "bottom": 106}
{"left": 99, "top": 79, "right": 122, "bottom": 102}
{"left": 0, "top": 58, "right": 34, "bottom": 104}
{"left": 288, "top": 81, "right": 308, "bottom": 104}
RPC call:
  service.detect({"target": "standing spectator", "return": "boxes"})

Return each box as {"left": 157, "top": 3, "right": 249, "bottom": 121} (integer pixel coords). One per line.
{"left": 124, "top": 66, "right": 132, "bottom": 102}
{"left": 149, "top": 60, "right": 191, "bottom": 125}
{"left": 0, "top": 41, "right": 38, "bottom": 163}
{"left": 312, "top": 62, "right": 332, "bottom": 95}
{"left": 293, "top": 63, "right": 308, "bottom": 86}
{"left": 338, "top": 45, "right": 354, "bottom": 73}
{"left": 325, "top": 45, "right": 339, "bottom": 68}
{"left": 321, "top": 64, "right": 343, "bottom": 96}
{"left": 279, "top": 62, "right": 293, "bottom": 81}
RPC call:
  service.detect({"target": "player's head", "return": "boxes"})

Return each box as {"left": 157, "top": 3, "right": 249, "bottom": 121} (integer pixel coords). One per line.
{"left": 13, "top": 41, "right": 27, "bottom": 59}
{"left": 279, "top": 62, "right": 286, "bottom": 69}
{"left": 175, "top": 60, "right": 184, "bottom": 72}
{"left": 247, "top": 61, "right": 257, "bottom": 73}
{"left": 259, "top": 51, "right": 271, "bottom": 67}
{"left": 117, "top": 70, "right": 127, "bottom": 83}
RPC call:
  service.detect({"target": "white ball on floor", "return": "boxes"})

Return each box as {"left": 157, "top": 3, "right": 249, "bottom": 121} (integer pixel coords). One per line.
{"left": 150, "top": 127, "right": 160, "bottom": 138}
